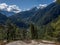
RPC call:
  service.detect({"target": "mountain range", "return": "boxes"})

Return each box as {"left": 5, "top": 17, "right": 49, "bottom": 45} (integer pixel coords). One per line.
{"left": 0, "top": 2, "right": 60, "bottom": 28}
{"left": 0, "top": 13, "right": 8, "bottom": 24}
{"left": 30, "top": 2, "right": 60, "bottom": 25}
{"left": 0, "top": 10, "right": 15, "bottom": 17}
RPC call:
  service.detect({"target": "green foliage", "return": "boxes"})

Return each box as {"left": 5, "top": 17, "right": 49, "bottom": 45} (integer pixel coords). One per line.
{"left": 30, "top": 23, "right": 38, "bottom": 39}
{"left": 0, "top": 14, "right": 60, "bottom": 42}
{"left": 51, "top": 16, "right": 60, "bottom": 41}
{"left": 40, "top": 15, "right": 60, "bottom": 41}
{"left": 0, "top": 21, "right": 29, "bottom": 41}
{"left": 0, "top": 26, "right": 5, "bottom": 40}
{"left": 56, "top": 0, "right": 60, "bottom": 4}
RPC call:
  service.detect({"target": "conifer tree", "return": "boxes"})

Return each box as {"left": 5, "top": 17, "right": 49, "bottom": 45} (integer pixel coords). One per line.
{"left": 30, "top": 23, "right": 38, "bottom": 39}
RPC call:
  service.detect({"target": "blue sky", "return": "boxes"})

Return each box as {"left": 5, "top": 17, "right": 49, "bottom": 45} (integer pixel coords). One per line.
{"left": 0, "top": 0, "right": 56, "bottom": 11}
{"left": 0, "top": 0, "right": 54, "bottom": 12}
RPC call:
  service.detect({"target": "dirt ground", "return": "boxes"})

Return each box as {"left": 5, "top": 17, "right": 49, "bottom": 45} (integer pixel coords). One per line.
{"left": 0, "top": 40, "right": 60, "bottom": 45}
{"left": 5, "top": 40, "right": 56, "bottom": 45}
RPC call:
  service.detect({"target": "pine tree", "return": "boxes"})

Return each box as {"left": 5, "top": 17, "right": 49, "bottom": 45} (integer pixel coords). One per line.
{"left": 6, "top": 19, "right": 16, "bottom": 41}
{"left": 30, "top": 23, "right": 38, "bottom": 39}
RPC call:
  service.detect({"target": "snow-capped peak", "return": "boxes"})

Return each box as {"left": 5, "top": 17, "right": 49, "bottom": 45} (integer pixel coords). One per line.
{"left": 37, "top": 4, "right": 47, "bottom": 9}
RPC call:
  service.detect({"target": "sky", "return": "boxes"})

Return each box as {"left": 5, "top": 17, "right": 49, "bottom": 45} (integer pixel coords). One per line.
{"left": 0, "top": 0, "right": 56, "bottom": 13}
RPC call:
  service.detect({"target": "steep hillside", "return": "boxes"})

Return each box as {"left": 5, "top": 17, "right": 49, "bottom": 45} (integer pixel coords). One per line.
{"left": 30, "top": 3, "right": 56, "bottom": 23}
{"left": 0, "top": 13, "right": 8, "bottom": 24}
{"left": 46, "top": 15, "right": 60, "bottom": 41}
{"left": 9, "top": 7, "right": 38, "bottom": 28}
{"left": 0, "top": 11, "right": 15, "bottom": 17}
{"left": 10, "top": 7, "right": 38, "bottom": 21}
{"left": 51, "top": 15, "right": 60, "bottom": 35}
{"left": 30, "top": 2, "right": 60, "bottom": 26}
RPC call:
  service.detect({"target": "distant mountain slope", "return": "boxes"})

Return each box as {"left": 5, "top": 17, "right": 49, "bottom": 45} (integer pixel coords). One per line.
{"left": 30, "top": 3, "right": 56, "bottom": 22}
{"left": 1, "top": 2, "right": 60, "bottom": 28}
{"left": 30, "top": 2, "right": 60, "bottom": 26}
{"left": 0, "top": 13, "right": 8, "bottom": 24}
{"left": 0, "top": 10, "right": 15, "bottom": 17}
{"left": 10, "top": 7, "right": 38, "bottom": 21}
{"left": 9, "top": 7, "right": 38, "bottom": 28}
{"left": 9, "top": 18, "right": 29, "bottom": 28}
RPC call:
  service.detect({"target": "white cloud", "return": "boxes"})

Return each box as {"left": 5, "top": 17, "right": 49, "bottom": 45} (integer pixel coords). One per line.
{"left": 0, "top": 3, "right": 21, "bottom": 13}
{"left": 0, "top": 3, "right": 8, "bottom": 10}
{"left": 7, "top": 5, "right": 21, "bottom": 13}
{"left": 37, "top": 4, "right": 47, "bottom": 9}
{"left": 53, "top": 0, "right": 56, "bottom": 2}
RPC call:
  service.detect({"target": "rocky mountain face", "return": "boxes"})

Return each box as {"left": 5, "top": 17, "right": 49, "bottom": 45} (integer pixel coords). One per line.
{"left": 0, "top": 10, "right": 15, "bottom": 17}
{"left": 30, "top": 2, "right": 60, "bottom": 26}
{"left": 0, "top": 13, "right": 8, "bottom": 24}
{"left": 0, "top": 2, "right": 60, "bottom": 28}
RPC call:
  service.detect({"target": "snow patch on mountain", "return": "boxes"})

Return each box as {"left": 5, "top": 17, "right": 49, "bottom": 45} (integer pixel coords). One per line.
{"left": 37, "top": 4, "right": 47, "bottom": 9}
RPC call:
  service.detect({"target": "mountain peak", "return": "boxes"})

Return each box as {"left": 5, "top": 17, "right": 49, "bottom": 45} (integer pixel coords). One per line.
{"left": 37, "top": 4, "right": 47, "bottom": 9}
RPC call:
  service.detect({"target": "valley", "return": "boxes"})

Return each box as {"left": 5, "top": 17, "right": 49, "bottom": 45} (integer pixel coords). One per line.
{"left": 0, "top": 0, "right": 60, "bottom": 45}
